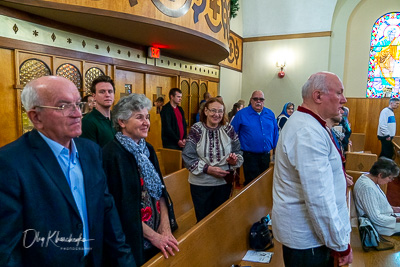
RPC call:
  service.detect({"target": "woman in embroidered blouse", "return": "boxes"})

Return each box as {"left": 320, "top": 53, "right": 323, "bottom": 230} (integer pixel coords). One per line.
{"left": 182, "top": 98, "right": 244, "bottom": 222}
{"left": 354, "top": 157, "right": 400, "bottom": 236}
{"left": 276, "top": 102, "right": 295, "bottom": 131}
{"left": 102, "top": 94, "right": 178, "bottom": 265}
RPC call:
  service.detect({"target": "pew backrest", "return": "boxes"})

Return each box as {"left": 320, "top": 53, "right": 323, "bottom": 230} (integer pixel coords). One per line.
{"left": 158, "top": 148, "right": 182, "bottom": 175}
{"left": 145, "top": 167, "right": 275, "bottom": 267}
{"left": 345, "top": 152, "right": 377, "bottom": 172}
{"left": 156, "top": 151, "right": 166, "bottom": 177}
{"left": 163, "top": 168, "right": 191, "bottom": 218}
{"left": 349, "top": 133, "right": 366, "bottom": 152}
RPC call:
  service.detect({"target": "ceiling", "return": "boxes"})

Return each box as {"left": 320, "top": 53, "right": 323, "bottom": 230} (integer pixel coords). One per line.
{"left": 0, "top": 1, "right": 229, "bottom": 65}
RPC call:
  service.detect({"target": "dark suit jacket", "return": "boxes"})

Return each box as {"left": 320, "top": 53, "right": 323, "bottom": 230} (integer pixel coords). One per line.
{"left": 0, "top": 130, "right": 135, "bottom": 267}
{"left": 102, "top": 139, "right": 166, "bottom": 265}
{"left": 160, "top": 102, "right": 187, "bottom": 150}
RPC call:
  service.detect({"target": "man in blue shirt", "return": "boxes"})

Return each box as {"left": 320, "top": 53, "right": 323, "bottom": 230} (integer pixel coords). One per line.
{"left": 0, "top": 76, "right": 135, "bottom": 267}
{"left": 231, "top": 90, "right": 279, "bottom": 185}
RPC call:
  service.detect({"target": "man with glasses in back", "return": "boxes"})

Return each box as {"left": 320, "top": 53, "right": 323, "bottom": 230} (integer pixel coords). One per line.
{"left": 231, "top": 90, "right": 279, "bottom": 185}
{"left": 0, "top": 76, "right": 135, "bottom": 267}
{"left": 81, "top": 75, "right": 116, "bottom": 147}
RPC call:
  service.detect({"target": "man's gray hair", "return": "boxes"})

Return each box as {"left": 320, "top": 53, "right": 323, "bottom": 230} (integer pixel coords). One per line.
{"left": 21, "top": 80, "right": 42, "bottom": 111}
{"left": 301, "top": 72, "right": 339, "bottom": 99}
{"left": 389, "top": 97, "right": 400, "bottom": 104}
{"left": 112, "top": 93, "right": 152, "bottom": 131}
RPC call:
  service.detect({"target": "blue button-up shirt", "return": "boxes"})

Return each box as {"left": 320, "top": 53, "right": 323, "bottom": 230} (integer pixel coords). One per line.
{"left": 231, "top": 106, "right": 279, "bottom": 153}
{"left": 38, "top": 132, "right": 90, "bottom": 255}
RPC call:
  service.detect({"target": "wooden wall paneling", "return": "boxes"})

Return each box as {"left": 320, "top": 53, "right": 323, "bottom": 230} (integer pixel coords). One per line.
{"left": 207, "top": 81, "right": 219, "bottom": 99}
{"left": 17, "top": 51, "right": 53, "bottom": 85}
{"left": 199, "top": 80, "right": 208, "bottom": 100}
{"left": 189, "top": 80, "right": 200, "bottom": 127}
{"left": 114, "top": 68, "right": 145, "bottom": 104}
{"left": 179, "top": 77, "right": 190, "bottom": 127}
{"left": 53, "top": 57, "right": 83, "bottom": 90}
{"left": 0, "top": 48, "right": 18, "bottom": 147}
{"left": 83, "top": 62, "right": 107, "bottom": 74}
{"left": 82, "top": 61, "right": 109, "bottom": 95}
{"left": 345, "top": 97, "right": 399, "bottom": 155}
{"left": 144, "top": 73, "right": 176, "bottom": 151}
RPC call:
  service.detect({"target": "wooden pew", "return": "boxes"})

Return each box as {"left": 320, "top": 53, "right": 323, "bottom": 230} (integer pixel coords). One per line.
{"left": 144, "top": 167, "right": 283, "bottom": 267}
{"left": 392, "top": 136, "right": 400, "bottom": 165}
{"left": 345, "top": 152, "right": 377, "bottom": 172}
{"left": 348, "top": 133, "right": 366, "bottom": 152}
{"left": 158, "top": 148, "right": 183, "bottom": 176}
{"left": 346, "top": 157, "right": 387, "bottom": 194}
{"left": 155, "top": 151, "right": 166, "bottom": 177}
{"left": 163, "top": 168, "right": 196, "bottom": 239}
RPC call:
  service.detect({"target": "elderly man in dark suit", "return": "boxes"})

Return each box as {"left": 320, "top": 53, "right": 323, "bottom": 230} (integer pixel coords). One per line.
{"left": 0, "top": 76, "right": 135, "bottom": 267}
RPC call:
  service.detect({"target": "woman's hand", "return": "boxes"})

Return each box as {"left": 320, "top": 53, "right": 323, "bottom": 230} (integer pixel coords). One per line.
{"left": 345, "top": 173, "right": 354, "bottom": 187}
{"left": 392, "top": 206, "right": 400, "bottom": 213}
{"left": 143, "top": 223, "right": 179, "bottom": 259}
{"left": 157, "top": 228, "right": 179, "bottom": 258}
{"left": 207, "top": 166, "right": 229, "bottom": 178}
{"left": 226, "top": 153, "right": 238, "bottom": 166}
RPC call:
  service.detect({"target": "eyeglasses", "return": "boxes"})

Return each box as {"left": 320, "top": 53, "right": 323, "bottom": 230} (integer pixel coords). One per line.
{"left": 206, "top": 108, "right": 224, "bottom": 115}
{"left": 252, "top": 97, "right": 265, "bottom": 102}
{"left": 35, "top": 102, "right": 85, "bottom": 116}
{"left": 387, "top": 176, "right": 396, "bottom": 181}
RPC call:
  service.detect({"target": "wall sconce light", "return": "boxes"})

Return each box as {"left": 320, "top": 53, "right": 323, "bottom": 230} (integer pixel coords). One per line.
{"left": 276, "top": 60, "right": 286, "bottom": 78}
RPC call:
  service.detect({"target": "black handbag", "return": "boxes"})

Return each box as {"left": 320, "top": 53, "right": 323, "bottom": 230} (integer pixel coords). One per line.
{"left": 249, "top": 215, "right": 274, "bottom": 251}
{"left": 164, "top": 189, "right": 178, "bottom": 232}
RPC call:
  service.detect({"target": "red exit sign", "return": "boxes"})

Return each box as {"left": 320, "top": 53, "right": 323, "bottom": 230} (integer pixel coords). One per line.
{"left": 148, "top": 47, "right": 160, "bottom": 59}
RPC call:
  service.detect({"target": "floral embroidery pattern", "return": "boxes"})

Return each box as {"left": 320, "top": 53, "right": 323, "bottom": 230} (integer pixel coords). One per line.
{"left": 141, "top": 206, "right": 152, "bottom": 222}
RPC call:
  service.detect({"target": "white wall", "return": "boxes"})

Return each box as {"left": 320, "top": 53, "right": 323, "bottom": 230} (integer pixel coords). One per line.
{"left": 242, "top": 37, "right": 331, "bottom": 115}
{"left": 222, "top": 0, "right": 400, "bottom": 115}
{"left": 242, "top": 0, "right": 337, "bottom": 37}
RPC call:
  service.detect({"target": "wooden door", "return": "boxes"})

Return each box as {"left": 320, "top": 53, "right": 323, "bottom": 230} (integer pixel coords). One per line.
{"left": 145, "top": 74, "right": 176, "bottom": 151}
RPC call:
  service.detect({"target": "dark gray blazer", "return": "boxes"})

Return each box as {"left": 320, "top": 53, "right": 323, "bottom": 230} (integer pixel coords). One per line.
{"left": 0, "top": 130, "right": 135, "bottom": 267}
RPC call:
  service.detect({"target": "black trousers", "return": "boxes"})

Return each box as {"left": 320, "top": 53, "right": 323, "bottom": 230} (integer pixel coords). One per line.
{"left": 378, "top": 136, "right": 394, "bottom": 159}
{"left": 282, "top": 245, "right": 333, "bottom": 267}
{"left": 242, "top": 151, "right": 270, "bottom": 186}
{"left": 190, "top": 183, "right": 232, "bottom": 222}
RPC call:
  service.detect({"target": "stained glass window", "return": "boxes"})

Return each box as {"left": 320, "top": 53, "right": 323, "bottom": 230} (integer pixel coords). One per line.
{"left": 367, "top": 12, "right": 400, "bottom": 98}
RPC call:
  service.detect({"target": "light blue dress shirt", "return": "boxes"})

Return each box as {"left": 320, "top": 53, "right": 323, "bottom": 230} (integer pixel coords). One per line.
{"left": 38, "top": 132, "right": 90, "bottom": 255}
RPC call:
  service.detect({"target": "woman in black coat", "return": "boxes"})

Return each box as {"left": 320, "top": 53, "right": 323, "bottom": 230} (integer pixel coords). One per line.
{"left": 103, "top": 94, "right": 179, "bottom": 265}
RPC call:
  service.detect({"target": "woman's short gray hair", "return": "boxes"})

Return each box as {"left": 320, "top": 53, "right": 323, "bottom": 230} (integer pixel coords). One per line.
{"left": 112, "top": 93, "right": 152, "bottom": 131}
{"left": 301, "top": 72, "right": 338, "bottom": 99}
{"left": 370, "top": 157, "right": 400, "bottom": 178}
{"left": 21, "top": 80, "right": 42, "bottom": 111}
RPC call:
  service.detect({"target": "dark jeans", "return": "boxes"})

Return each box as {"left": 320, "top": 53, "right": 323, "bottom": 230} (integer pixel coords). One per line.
{"left": 378, "top": 136, "right": 394, "bottom": 159}
{"left": 282, "top": 245, "right": 333, "bottom": 267}
{"left": 190, "top": 183, "right": 232, "bottom": 222}
{"left": 242, "top": 151, "right": 270, "bottom": 186}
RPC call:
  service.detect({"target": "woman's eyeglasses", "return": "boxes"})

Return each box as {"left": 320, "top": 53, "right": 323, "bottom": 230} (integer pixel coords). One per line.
{"left": 207, "top": 108, "right": 224, "bottom": 115}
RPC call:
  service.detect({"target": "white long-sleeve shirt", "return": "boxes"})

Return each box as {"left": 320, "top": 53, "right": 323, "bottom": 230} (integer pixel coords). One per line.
{"left": 377, "top": 107, "right": 396, "bottom": 137}
{"left": 272, "top": 109, "right": 351, "bottom": 251}
{"left": 354, "top": 174, "right": 400, "bottom": 236}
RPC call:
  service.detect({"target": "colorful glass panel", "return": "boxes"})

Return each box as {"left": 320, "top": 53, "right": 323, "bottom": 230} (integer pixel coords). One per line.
{"left": 368, "top": 12, "right": 400, "bottom": 98}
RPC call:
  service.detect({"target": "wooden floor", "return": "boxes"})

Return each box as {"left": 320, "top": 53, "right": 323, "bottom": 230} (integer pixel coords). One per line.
{"left": 350, "top": 228, "right": 400, "bottom": 267}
